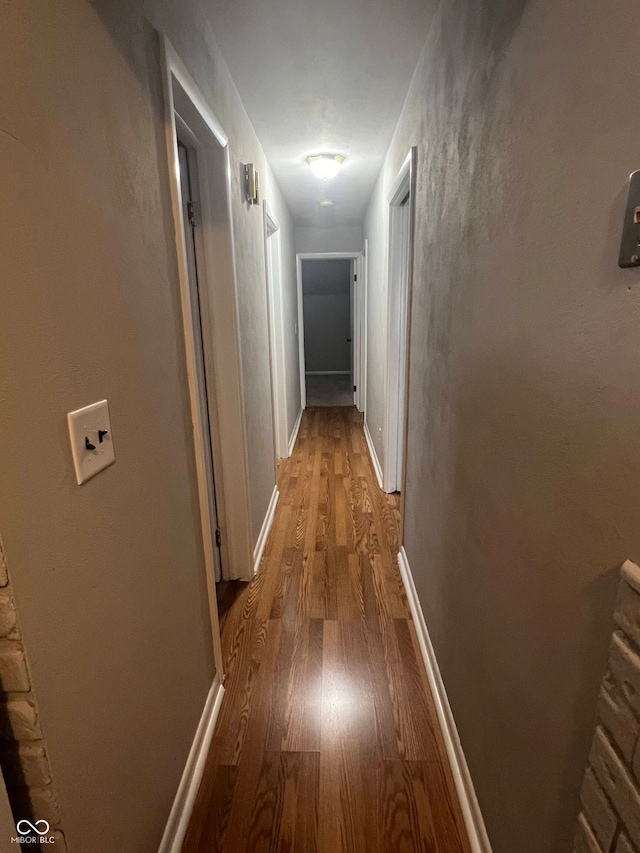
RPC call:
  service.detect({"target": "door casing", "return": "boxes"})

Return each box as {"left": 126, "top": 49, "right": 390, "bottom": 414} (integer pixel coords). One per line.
{"left": 160, "top": 37, "right": 255, "bottom": 683}
{"left": 296, "top": 251, "right": 366, "bottom": 412}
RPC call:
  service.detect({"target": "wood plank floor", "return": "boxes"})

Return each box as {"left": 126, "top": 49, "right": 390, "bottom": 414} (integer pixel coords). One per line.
{"left": 183, "top": 407, "right": 471, "bottom": 853}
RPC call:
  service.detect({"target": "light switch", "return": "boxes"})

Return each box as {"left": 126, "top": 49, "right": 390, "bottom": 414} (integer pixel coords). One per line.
{"left": 619, "top": 169, "right": 640, "bottom": 267}
{"left": 67, "top": 400, "right": 115, "bottom": 484}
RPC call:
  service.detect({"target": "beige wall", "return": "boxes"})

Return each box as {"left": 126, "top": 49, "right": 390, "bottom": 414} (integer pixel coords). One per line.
{"left": 364, "top": 0, "right": 640, "bottom": 850}
{"left": 0, "top": 1, "right": 295, "bottom": 850}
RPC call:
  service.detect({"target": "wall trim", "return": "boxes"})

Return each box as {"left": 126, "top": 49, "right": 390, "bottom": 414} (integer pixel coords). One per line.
{"left": 288, "top": 408, "right": 303, "bottom": 457}
{"left": 253, "top": 485, "right": 279, "bottom": 574}
{"left": 158, "top": 677, "right": 225, "bottom": 853}
{"left": 363, "top": 421, "right": 384, "bottom": 490}
{"left": 397, "top": 547, "right": 492, "bottom": 853}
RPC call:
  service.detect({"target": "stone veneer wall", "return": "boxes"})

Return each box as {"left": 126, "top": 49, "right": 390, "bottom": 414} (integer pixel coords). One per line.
{"left": 575, "top": 560, "right": 640, "bottom": 853}
{"left": 0, "top": 536, "right": 66, "bottom": 849}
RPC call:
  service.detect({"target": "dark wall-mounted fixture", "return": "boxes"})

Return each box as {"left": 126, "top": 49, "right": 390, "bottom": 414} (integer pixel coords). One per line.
{"left": 619, "top": 170, "right": 640, "bottom": 267}
{"left": 244, "top": 163, "right": 260, "bottom": 205}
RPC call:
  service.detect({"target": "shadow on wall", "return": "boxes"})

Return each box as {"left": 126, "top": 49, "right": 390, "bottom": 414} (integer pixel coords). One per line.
{"left": 444, "top": 0, "right": 530, "bottom": 98}
{"left": 90, "top": 0, "right": 159, "bottom": 82}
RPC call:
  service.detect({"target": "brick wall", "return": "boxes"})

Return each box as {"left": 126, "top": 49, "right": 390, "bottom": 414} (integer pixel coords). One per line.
{"left": 0, "top": 536, "right": 66, "bottom": 850}
{"left": 574, "top": 560, "right": 640, "bottom": 853}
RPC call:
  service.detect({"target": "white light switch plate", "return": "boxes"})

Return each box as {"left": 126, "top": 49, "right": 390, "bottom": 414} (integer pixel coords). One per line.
{"left": 67, "top": 400, "right": 115, "bottom": 484}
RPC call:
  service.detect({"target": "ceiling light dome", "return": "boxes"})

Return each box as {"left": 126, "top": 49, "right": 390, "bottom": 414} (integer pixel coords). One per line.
{"left": 318, "top": 198, "right": 334, "bottom": 208}
{"left": 306, "top": 153, "right": 345, "bottom": 181}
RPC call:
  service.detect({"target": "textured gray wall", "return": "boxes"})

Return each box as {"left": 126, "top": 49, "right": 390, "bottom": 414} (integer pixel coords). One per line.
{"left": 0, "top": 1, "right": 296, "bottom": 850}
{"left": 295, "top": 225, "right": 363, "bottom": 254}
{"left": 364, "top": 0, "right": 640, "bottom": 850}
{"left": 302, "top": 259, "right": 351, "bottom": 373}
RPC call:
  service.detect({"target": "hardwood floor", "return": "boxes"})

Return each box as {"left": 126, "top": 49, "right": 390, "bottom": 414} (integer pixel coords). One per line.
{"left": 183, "top": 407, "right": 470, "bottom": 853}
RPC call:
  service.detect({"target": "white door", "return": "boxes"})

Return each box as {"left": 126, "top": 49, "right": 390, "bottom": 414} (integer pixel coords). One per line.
{"left": 385, "top": 185, "right": 412, "bottom": 494}
{"left": 350, "top": 260, "right": 355, "bottom": 403}
{"left": 354, "top": 249, "right": 367, "bottom": 413}
{"left": 264, "top": 206, "right": 289, "bottom": 460}
{"left": 395, "top": 199, "right": 411, "bottom": 482}
{"left": 177, "top": 139, "right": 224, "bottom": 582}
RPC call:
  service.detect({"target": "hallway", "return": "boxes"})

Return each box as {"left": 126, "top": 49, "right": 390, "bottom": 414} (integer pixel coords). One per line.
{"left": 183, "top": 408, "right": 470, "bottom": 852}
{"left": 305, "top": 374, "right": 354, "bottom": 407}
{"left": 4, "top": 3, "right": 640, "bottom": 850}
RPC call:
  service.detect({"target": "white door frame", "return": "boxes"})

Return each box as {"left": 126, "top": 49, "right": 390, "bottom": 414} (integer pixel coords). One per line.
{"left": 263, "top": 202, "right": 289, "bottom": 459}
{"left": 296, "top": 251, "right": 365, "bottom": 410}
{"left": 383, "top": 148, "right": 417, "bottom": 499}
{"left": 161, "top": 38, "right": 254, "bottom": 619}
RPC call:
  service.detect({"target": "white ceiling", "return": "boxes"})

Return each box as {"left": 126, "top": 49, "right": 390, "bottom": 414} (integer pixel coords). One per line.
{"left": 207, "top": 0, "right": 436, "bottom": 227}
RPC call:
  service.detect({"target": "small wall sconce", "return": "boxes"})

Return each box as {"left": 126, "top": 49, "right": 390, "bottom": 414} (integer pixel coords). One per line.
{"left": 244, "top": 163, "right": 260, "bottom": 205}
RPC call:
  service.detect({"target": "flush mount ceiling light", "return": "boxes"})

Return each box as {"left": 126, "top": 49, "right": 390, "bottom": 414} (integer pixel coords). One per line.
{"left": 306, "top": 153, "right": 345, "bottom": 181}
{"left": 318, "top": 198, "right": 334, "bottom": 208}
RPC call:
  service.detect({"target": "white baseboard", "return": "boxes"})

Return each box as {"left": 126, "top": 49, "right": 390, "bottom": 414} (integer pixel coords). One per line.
{"left": 158, "top": 677, "right": 224, "bottom": 853}
{"left": 288, "top": 407, "right": 303, "bottom": 457}
{"left": 397, "top": 547, "right": 492, "bottom": 853}
{"left": 253, "top": 484, "right": 279, "bottom": 574}
{"left": 363, "top": 420, "right": 384, "bottom": 490}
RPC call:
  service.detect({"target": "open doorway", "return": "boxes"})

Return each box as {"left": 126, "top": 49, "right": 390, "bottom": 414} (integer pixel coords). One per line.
{"left": 297, "top": 252, "right": 365, "bottom": 409}
{"left": 302, "top": 258, "right": 353, "bottom": 405}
